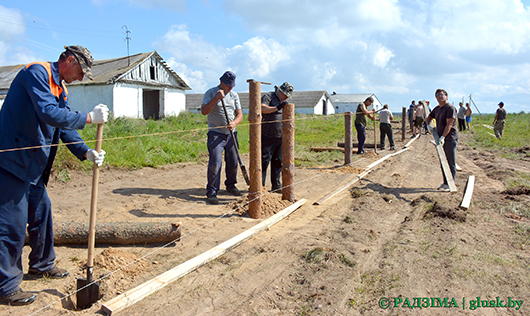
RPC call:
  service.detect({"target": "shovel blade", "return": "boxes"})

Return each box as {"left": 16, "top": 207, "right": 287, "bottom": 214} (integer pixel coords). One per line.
{"left": 76, "top": 277, "right": 100, "bottom": 309}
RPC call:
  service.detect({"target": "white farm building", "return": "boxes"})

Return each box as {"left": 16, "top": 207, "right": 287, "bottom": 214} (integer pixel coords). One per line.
{"left": 0, "top": 52, "right": 191, "bottom": 119}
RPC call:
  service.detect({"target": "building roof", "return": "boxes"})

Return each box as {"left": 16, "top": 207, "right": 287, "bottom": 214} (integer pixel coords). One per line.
{"left": 0, "top": 65, "right": 25, "bottom": 91}
{"left": 186, "top": 90, "right": 331, "bottom": 111}
{"left": 330, "top": 93, "right": 376, "bottom": 104}
{"left": 0, "top": 51, "right": 191, "bottom": 91}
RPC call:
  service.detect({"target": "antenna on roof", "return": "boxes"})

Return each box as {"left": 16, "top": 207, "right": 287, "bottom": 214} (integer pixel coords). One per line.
{"left": 122, "top": 25, "right": 132, "bottom": 66}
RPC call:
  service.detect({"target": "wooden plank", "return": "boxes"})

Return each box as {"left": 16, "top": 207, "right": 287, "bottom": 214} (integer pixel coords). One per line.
{"left": 482, "top": 124, "right": 494, "bottom": 130}
{"left": 313, "top": 170, "right": 372, "bottom": 205}
{"left": 314, "top": 148, "right": 409, "bottom": 205}
{"left": 487, "top": 132, "right": 496, "bottom": 138}
{"left": 404, "top": 133, "right": 419, "bottom": 148}
{"left": 101, "top": 199, "right": 307, "bottom": 316}
{"left": 455, "top": 163, "right": 462, "bottom": 171}
{"left": 432, "top": 127, "right": 457, "bottom": 192}
{"left": 310, "top": 146, "right": 346, "bottom": 153}
{"left": 460, "top": 175, "right": 475, "bottom": 210}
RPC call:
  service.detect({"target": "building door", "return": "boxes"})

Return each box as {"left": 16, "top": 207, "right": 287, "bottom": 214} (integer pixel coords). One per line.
{"left": 143, "top": 89, "right": 160, "bottom": 119}
{"left": 322, "top": 99, "right": 327, "bottom": 116}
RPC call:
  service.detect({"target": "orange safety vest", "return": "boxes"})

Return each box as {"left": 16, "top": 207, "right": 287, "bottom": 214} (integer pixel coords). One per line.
{"left": 26, "top": 62, "right": 68, "bottom": 101}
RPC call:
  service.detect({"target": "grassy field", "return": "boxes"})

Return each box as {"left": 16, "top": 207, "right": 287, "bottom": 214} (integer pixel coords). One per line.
{"left": 54, "top": 111, "right": 529, "bottom": 177}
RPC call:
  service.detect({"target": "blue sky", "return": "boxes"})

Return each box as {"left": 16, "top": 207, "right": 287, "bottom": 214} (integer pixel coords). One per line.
{"left": 1, "top": 0, "right": 530, "bottom": 114}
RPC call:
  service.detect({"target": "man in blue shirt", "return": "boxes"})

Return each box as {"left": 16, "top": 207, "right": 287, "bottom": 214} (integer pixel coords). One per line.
{"left": 0, "top": 46, "right": 108, "bottom": 305}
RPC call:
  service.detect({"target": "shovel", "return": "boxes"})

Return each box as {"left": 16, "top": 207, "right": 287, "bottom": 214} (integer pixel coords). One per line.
{"left": 77, "top": 123, "right": 103, "bottom": 309}
{"left": 220, "top": 98, "right": 250, "bottom": 185}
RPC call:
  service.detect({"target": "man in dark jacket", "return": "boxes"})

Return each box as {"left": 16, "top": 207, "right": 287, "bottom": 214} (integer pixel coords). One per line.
{"left": 0, "top": 46, "right": 108, "bottom": 305}
{"left": 261, "top": 82, "right": 293, "bottom": 192}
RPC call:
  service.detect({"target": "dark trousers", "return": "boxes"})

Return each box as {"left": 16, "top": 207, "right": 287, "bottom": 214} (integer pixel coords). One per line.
{"left": 355, "top": 123, "right": 366, "bottom": 153}
{"left": 206, "top": 131, "right": 238, "bottom": 197}
{"left": 27, "top": 177, "right": 56, "bottom": 273}
{"left": 442, "top": 139, "right": 458, "bottom": 185}
{"left": 0, "top": 167, "right": 29, "bottom": 296}
{"left": 261, "top": 136, "right": 282, "bottom": 190}
{"left": 379, "top": 123, "right": 395, "bottom": 148}
{"left": 458, "top": 118, "right": 466, "bottom": 131}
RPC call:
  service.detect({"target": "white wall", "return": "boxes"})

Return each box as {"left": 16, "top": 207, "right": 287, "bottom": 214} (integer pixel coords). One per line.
{"left": 67, "top": 84, "right": 114, "bottom": 114}
{"left": 113, "top": 83, "right": 142, "bottom": 118}
{"left": 163, "top": 89, "right": 186, "bottom": 117}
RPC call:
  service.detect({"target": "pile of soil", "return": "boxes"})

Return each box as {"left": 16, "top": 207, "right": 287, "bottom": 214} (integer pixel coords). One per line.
{"left": 228, "top": 188, "right": 293, "bottom": 218}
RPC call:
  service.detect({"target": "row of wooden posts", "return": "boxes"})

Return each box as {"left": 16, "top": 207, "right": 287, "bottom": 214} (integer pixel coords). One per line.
{"left": 248, "top": 87, "right": 413, "bottom": 219}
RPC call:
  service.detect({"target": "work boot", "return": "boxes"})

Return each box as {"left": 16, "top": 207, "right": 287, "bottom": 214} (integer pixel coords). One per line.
{"left": 28, "top": 266, "right": 69, "bottom": 279}
{"left": 226, "top": 186, "right": 241, "bottom": 196}
{"left": 207, "top": 195, "right": 219, "bottom": 205}
{"left": 0, "top": 290, "right": 37, "bottom": 306}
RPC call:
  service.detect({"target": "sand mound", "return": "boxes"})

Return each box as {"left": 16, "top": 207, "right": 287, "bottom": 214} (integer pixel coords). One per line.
{"left": 228, "top": 188, "right": 293, "bottom": 218}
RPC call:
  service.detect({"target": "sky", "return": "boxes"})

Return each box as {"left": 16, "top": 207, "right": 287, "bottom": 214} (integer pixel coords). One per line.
{"left": 1, "top": 0, "right": 530, "bottom": 114}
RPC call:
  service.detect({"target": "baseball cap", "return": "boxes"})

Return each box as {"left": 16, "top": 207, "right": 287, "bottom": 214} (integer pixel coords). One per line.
{"left": 64, "top": 45, "right": 93, "bottom": 80}
{"left": 220, "top": 71, "right": 236, "bottom": 87}
{"left": 498, "top": 102, "right": 504, "bottom": 106}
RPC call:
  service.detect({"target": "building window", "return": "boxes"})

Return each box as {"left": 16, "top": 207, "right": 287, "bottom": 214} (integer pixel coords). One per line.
{"left": 150, "top": 66, "right": 156, "bottom": 80}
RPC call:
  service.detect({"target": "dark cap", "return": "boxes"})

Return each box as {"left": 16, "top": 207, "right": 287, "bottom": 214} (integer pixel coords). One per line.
{"left": 220, "top": 71, "right": 236, "bottom": 87}
{"left": 64, "top": 45, "right": 93, "bottom": 80}
{"left": 275, "top": 82, "right": 294, "bottom": 98}
{"left": 498, "top": 101, "right": 504, "bottom": 106}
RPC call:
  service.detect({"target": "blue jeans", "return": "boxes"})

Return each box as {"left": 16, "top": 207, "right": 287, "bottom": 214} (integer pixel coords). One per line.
{"left": 442, "top": 139, "right": 458, "bottom": 185}
{"left": 206, "top": 131, "right": 239, "bottom": 197}
{"left": 0, "top": 167, "right": 29, "bottom": 296}
{"left": 27, "top": 177, "right": 56, "bottom": 273}
{"left": 355, "top": 123, "right": 366, "bottom": 153}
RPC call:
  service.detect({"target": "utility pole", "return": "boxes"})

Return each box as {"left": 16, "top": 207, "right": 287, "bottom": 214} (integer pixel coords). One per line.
{"left": 122, "top": 25, "right": 132, "bottom": 66}
{"left": 469, "top": 94, "right": 482, "bottom": 115}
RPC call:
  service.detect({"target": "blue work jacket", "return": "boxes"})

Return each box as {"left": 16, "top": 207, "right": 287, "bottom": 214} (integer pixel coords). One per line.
{"left": 0, "top": 62, "right": 89, "bottom": 184}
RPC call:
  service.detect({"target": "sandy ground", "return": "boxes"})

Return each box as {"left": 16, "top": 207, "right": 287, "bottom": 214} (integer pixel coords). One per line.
{"left": 2, "top": 131, "right": 530, "bottom": 316}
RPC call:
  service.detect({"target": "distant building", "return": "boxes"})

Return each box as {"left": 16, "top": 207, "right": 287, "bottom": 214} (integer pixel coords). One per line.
{"left": 0, "top": 52, "right": 191, "bottom": 119}
{"left": 186, "top": 90, "right": 335, "bottom": 115}
{"left": 330, "top": 92, "right": 382, "bottom": 113}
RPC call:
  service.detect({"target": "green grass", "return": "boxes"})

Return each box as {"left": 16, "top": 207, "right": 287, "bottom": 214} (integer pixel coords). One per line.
{"left": 467, "top": 113, "right": 530, "bottom": 157}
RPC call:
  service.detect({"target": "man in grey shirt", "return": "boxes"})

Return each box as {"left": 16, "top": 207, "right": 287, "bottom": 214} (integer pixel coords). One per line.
{"left": 378, "top": 104, "right": 395, "bottom": 150}
{"left": 201, "top": 71, "right": 243, "bottom": 204}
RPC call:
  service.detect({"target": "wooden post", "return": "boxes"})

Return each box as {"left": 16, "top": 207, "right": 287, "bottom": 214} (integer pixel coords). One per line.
{"left": 401, "top": 107, "right": 406, "bottom": 141}
{"left": 282, "top": 103, "right": 295, "bottom": 202}
{"left": 373, "top": 114, "right": 377, "bottom": 153}
{"left": 344, "top": 112, "right": 352, "bottom": 165}
{"left": 247, "top": 80, "right": 262, "bottom": 219}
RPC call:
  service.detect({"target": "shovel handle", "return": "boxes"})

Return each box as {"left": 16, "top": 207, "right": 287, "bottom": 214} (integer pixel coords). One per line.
{"left": 87, "top": 124, "right": 103, "bottom": 270}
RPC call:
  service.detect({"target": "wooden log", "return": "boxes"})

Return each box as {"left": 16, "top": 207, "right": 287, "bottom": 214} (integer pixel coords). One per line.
{"left": 460, "top": 175, "right": 475, "bottom": 210}
{"left": 345, "top": 112, "right": 352, "bottom": 165}
{"left": 247, "top": 79, "right": 262, "bottom": 219}
{"left": 282, "top": 103, "right": 295, "bottom": 202}
{"left": 101, "top": 199, "right": 307, "bottom": 316}
{"left": 28, "top": 222, "right": 182, "bottom": 245}
{"left": 337, "top": 142, "right": 381, "bottom": 149}
{"left": 432, "top": 127, "right": 457, "bottom": 192}
{"left": 310, "top": 146, "right": 346, "bottom": 153}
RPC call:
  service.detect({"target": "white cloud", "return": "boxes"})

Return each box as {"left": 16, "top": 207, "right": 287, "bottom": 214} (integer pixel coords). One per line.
{"left": 228, "top": 37, "right": 290, "bottom": 78}
{"left": 156, "top": 24, "right": 226, "bottom": 70}
{"left": 373, "top": 46, "right": 394, "bottom": 68}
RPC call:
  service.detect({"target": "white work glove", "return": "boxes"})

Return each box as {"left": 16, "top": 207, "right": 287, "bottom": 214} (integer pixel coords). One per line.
{"left": 439, "top": 136, "right": 445, "bottom": 146}
{"left": 86, "top": 149, "right": 106, "bottom": 167}
{"left": 88, "top": 104, "right": 109, "bottom": 124}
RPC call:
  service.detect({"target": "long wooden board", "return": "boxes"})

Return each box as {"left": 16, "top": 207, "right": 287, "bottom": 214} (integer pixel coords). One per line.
{"left": 460, "top": 175, "right": 475, "bottom": 210}
{"left": 432, "top": 127, "right": 457, "bottom": 192}
{"left": 101, "top": 199, "right": 307, "bottom": 315}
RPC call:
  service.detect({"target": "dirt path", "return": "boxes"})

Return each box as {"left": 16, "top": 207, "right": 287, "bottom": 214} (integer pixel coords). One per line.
{"left": 2, "top": 133, "right": 530, "bottom": 315}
